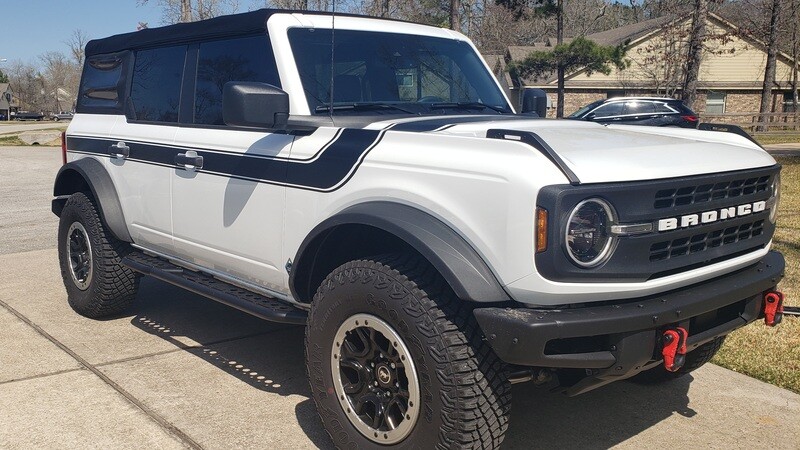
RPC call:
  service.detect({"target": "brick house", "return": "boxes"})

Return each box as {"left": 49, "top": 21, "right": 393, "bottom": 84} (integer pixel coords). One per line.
{"left": 497, "top": 13, "right": 799, "bottom": 117}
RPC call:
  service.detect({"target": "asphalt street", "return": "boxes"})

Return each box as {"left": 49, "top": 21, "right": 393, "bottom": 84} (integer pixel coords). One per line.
{"left": 0, "top": 145, "right": 798, "bottom": 449}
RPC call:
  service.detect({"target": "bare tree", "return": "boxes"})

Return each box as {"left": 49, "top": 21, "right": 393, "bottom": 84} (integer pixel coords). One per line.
{"left": 39, "top": 52, "right": 75, "bottom": 113}
{"left": 138, "top": 0, "right": 240, "bottom": 24}
{"left": 450, "top": 0, "right": 461, "bottom": 32}
{"left": 556, "top": 0, "right": 565, "bottom": 117}
{"left": 789, "top": 0, "right": 798, "bottom": 122}
{"left": 65, "top": 30, "right": 89, "bottom": 68}
{"left": 681, "top": 0, "right": 708, "bottom": 108}
{"left": 758, "top": 0, "right": 782, "bottom": 130}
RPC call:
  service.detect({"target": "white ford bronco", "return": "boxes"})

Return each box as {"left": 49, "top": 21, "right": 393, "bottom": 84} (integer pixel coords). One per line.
{"left": 53, "top": 9, "right": 786, "bottom": 448}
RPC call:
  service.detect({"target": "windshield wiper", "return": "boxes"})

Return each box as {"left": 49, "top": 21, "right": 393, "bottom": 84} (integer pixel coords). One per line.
{"left": 315, "top": 103, "right": 415, "bottom": 114}
{"left": 429, "top": 102, "right": 510, "bottom": 113}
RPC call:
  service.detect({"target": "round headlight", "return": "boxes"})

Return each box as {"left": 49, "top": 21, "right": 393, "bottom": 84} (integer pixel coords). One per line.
{"left": 565, "top": 198, "right": 616, "bottom": 268}
{"left": 769, "top": 172, "right": 780, "bottom": 223}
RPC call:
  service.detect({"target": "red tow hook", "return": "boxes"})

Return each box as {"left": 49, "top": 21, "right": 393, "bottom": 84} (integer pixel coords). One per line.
{"left": 661, "top": 327, "right": 688, "bottom": 372}
{"left": 763, "top": 291, "right": 785, "bottom": 327}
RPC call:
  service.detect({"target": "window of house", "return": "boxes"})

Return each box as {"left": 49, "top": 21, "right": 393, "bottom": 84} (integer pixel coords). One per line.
{"left": 783, "top": 91, "right": 798, "bottom": 113}
{"left": 591, "top": 102, "right": 624, "bottom": 118}
{"left": 705, "top": 92, "right": 726, "bottom": 114}
{"left": 130, "top": 45, "right": 187, "bottom": 123}
{"left": 194, "top": 35, "right": 281, "bottom": 126}
{"left": 606, "top": 90, "right": 625, "bottom": 99}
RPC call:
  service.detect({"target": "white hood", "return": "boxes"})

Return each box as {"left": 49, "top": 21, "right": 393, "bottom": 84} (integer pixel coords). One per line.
{"left": 434, "top": 119, "right": 776, "bottom": 184}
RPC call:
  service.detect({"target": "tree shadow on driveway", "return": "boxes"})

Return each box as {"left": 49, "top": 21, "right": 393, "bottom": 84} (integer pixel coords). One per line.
{"left": 129, "top": 277, "right": 692, "bottom": 449}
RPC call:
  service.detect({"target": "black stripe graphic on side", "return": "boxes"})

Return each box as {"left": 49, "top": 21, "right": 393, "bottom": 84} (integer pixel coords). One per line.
{"left": 66, "top": 128, "right": 383, "bottom": 192}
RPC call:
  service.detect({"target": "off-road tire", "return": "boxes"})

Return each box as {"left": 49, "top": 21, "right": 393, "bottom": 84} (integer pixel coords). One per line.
{"left": 58, "top": 192, "right": 139, "bottom": 318}
{"left": 305, "top": 253, "right": 511, "bottom": 449}
{"left": 631, "top": 336, "right": 726, "bottom": 384}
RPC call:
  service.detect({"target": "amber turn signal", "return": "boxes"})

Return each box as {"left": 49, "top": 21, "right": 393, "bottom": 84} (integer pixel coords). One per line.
{"left": 536, "top": 207, "right": 548, "bottom": 253}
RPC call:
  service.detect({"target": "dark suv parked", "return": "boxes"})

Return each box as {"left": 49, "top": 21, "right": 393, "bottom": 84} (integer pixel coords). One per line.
{"left": 568, "top": 97, "right": 699, "bottom": 128}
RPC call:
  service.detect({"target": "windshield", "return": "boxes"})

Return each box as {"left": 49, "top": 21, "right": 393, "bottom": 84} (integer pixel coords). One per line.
{"left": 568, "top": 100, "right": 603, "bottom": 118}
{"left": 287, "top": 28, "right": 511, "bottom": 115}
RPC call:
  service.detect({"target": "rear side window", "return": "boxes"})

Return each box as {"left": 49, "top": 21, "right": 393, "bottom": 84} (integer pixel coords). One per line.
{"left": 673, "top": 102, "right": 697, "bottom": 115}
{"left": 77, "top": 51, "right": 130, "bottom": 113}
{"left": 654, "top": 102, "right": 677, "bottom": 113}
{"left": 130, "top": 45, "right": 187, "bottom": 123}
{"left": 194, "top": 35, "right": 280, "bottom": 125}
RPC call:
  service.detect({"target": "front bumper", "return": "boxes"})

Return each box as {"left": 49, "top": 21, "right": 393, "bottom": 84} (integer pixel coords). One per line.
{"left": 474, "top": 251, "right": 785, "bottom": 395}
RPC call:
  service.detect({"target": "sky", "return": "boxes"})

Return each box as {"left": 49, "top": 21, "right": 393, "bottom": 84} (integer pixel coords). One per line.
{"left": 0, "top": 1, "right": 175, "bottom": 65}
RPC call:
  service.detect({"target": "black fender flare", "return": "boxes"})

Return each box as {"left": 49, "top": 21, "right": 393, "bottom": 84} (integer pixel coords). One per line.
{"left": 291, "top": 201, "right": 511, "bottom": 303}
{"left": 52, "top": 158, "right": 132, "bottom": 242}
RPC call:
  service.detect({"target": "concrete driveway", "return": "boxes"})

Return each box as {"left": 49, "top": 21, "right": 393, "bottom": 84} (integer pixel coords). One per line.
{"left": 1, "top": 145, "right": 798, "bottom": 449}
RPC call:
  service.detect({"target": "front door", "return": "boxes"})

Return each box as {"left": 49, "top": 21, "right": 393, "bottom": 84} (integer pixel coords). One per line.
{"left": 170, "top": 34, "right": 290, "bottom": 294}
{"left": 171, "top": 129, "right": 293, "bottom": 294}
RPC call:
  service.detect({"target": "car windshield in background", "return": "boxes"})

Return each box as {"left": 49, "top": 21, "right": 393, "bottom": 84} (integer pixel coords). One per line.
{"left": 568, "top": 100, "right": 603, "bottom": 118}
{"left": 288, "top": 28, "right": 511, "bottom": 115}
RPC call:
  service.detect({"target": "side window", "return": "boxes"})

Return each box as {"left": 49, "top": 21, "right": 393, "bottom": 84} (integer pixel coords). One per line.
{"left": 622, "top": 101, "right": 655, "bottom": 115}
{"left": 654, "top": 102, "right": 677, "bottom": 114}
{"left": 130, "top": 45, "right": 187, "bottom": 123}
{"left": 194, "top": 35, "right": 280, "bottom": 125}
{"left": 592, "top": 102, "right": 623, "bottom": 118}
{"left": 77, "top": 51, "right": 130, "bottom": 112}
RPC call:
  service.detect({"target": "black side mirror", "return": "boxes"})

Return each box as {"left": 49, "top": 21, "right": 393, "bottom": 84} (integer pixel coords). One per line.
{"left": 223, "top": 82, "right": 289, "bottom": 130}
{"left": 519, "top": 88, "right": 548, "bottom": 117}
{"left": 585, "top": 112, "right": 596, "bottom": 120}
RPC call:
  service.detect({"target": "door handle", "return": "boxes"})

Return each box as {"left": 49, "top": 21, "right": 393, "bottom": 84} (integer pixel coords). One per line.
{"left": 108, "top": 141, "right": 129, "bottom": 159}
{"left": 175, "top": 150, "right": 203, "bottom": 170}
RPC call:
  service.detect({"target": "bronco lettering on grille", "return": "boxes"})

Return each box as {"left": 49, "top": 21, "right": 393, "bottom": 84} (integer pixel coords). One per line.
{"left": 657, "top": 201, "right": 767, "bottom": 232}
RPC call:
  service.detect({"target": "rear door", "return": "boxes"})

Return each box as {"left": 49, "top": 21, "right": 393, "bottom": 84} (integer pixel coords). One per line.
{"left": 107, "top": 45, "right": 189, "bottom": 255}
{"left": 170, "top": 34, "right": 292, "bottom": 293}
{"left": 619, "top": 100, "right": 658, "bottom": 125}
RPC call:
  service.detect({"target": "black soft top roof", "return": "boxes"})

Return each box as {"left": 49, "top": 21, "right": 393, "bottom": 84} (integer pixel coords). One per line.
{"left": 85, "top": 8, "right": 412, "bottom": 57}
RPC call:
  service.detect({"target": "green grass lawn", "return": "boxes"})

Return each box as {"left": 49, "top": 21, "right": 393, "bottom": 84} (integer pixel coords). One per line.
{"left": 712, "top": 155, "right": 800, "bottom": 393}
{"left": 755, "top": 134, "right": 800, "bottom": 145}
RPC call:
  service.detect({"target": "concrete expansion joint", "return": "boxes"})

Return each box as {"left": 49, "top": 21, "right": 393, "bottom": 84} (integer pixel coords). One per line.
{"left": 0, "top": 298, "right": 204, "bottom": 450}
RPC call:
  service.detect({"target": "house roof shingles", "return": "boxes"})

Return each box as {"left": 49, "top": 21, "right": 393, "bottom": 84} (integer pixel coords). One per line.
{"left": 584, "top": 15, "right": 674, "bottom": 47}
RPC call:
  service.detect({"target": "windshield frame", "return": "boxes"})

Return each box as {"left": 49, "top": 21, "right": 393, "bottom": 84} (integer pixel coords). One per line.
{"left": 284, "top": 26, "right": 513, "bottom": 117}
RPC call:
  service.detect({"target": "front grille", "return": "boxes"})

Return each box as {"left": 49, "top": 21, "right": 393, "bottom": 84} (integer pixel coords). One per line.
{"left": 536, "top": 165, "right": 778, "bottom": 283}
{"left": 650, "top": 219, "right": 765, "bottom": 261}
{"left": 654, "top": 175, "right": 771, "bottom": 209}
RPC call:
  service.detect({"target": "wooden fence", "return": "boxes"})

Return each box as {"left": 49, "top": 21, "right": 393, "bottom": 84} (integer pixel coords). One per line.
{"left": 699, "top": 112, "right": 799, "bottom": 134}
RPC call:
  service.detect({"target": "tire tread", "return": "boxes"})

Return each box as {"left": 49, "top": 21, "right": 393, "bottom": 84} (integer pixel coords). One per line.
{"left": 306, "top": 252, "right": 511, "bottom": 449}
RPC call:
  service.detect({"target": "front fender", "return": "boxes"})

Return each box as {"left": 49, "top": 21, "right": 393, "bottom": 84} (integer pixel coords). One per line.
{"left": 291, "top": 201, "right": 511, "bottom": 303}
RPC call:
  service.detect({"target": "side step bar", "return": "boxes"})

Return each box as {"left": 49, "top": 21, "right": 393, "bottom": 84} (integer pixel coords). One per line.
{"left": 122, "top": 251, "right": 307, "bottom": 325}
